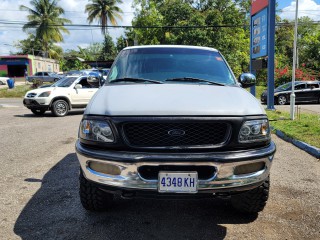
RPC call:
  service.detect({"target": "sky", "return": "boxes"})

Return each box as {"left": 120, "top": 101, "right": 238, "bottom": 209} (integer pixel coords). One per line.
{"left": 0, "top": 0, "right": 320, "bottom": 56}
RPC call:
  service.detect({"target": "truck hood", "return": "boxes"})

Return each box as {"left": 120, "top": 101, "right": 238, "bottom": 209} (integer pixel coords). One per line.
{"left": 85, "top": 84, "right": 265, "bottom": 116}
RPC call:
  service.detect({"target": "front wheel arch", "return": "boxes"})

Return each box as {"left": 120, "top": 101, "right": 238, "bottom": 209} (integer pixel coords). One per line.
{"left": 49, "top": 97, "right": 71, "bottom": 110}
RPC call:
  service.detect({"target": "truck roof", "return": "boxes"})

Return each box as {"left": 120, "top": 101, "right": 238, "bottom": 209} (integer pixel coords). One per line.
{"left": 123, "top": 45, "right": 219, "bottom": 52}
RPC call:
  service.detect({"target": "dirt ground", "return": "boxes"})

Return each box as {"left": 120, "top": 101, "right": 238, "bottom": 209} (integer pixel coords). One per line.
{"left": 0, "top": 102, "right": 319, "bottom": 240}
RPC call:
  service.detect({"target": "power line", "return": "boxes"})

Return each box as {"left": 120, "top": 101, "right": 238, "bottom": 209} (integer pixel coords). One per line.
{"left": 1, "top": 20, "right": 320, "bottom": 29}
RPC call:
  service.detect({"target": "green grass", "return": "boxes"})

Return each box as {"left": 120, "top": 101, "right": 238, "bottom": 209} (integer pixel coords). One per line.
{"left": 255, "top": 85, "right": 266, "bottom": 99}
{"left": 246, "top": 85, "right": 266, "bottom": 99}
{"left": 0, "top": 85, "right": 31, "bottom": 98}
{"left": 266, "top": 110, "right": 320, "bottom": 148}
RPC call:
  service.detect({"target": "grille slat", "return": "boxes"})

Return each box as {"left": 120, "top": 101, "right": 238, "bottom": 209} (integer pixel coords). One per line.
{"left": 122, "top": 122, "right": 230, "bottom": 148}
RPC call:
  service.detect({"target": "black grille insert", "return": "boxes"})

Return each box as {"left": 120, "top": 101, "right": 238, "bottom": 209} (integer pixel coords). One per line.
{"left": 122, "top": 122, "right": 230, "bottom": 148}
{"left": 138, "top": 165, "right": 216, "bottom": 180}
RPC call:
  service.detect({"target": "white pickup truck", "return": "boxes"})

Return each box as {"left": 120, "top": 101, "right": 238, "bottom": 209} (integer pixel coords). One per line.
{"left": 76, "top": 45, "right": 276, "bottom": 214}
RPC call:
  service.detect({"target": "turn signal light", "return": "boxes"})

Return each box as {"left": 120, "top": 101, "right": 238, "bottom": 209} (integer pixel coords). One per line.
{"left": 234, "top": 162, "right": 265, "bottom": 175}
{"left": 89, "top": 162, "right": 121, "bottom": 176}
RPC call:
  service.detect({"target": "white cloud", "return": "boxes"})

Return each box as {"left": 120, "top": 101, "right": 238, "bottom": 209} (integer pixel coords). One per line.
{"left": 0, "top": 0, "right": 134, "bottom": 55}
{"left": 280, "top": 0, "right": 320, "bottom": 20}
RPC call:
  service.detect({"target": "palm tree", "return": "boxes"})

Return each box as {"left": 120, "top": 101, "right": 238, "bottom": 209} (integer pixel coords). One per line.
{"left": 85, "top": 0, "right": 123, "bottom": 35}
{"left": 20, "top": 0, "right": 71, "bottom": 57}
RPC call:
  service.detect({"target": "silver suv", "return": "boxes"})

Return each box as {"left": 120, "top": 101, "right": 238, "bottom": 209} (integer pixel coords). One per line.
{"left": 76, "top": 45, "right": 276, "bottom": 214}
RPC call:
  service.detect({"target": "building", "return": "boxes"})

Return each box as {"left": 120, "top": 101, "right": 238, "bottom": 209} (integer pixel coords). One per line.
{"left": 0, "top": 55, "right": 60, "bottom": 78}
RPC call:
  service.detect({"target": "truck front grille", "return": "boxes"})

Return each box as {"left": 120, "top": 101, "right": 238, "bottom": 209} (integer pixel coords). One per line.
{"left": 122, "top": 122, "right": 231, "bottom": 148}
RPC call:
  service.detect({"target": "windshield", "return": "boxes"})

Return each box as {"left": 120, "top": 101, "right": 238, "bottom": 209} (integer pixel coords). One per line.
{"left": 107, "top": 47, "right": 236, "bottom": 85}
{"left": 51, "top": 77, "right": 78, "bottom": 87}
{"left": 276, "top": 83, "right": 292, "bottom": 91}
{"left": 276, "top": 82, "right": 304, "bottom": 91}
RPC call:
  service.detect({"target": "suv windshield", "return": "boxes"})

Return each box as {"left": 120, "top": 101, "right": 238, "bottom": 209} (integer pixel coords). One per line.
{"left": 108, "top": 47, "right": 236, "bottom": 85}
{"left": 51, "top": 77, "right": 78, "bottom": 87}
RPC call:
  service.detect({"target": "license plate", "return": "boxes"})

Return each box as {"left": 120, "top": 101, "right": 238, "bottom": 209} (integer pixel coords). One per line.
{"left": 158, "top": 172, "right": 198, "bottom": 193}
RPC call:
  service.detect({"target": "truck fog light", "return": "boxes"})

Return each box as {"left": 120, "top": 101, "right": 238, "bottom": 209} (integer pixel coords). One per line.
{"left": 234, "top": 162, "right": 265, "bottom": 175}
{"left": 88, "top": 162, "right": 121, "bottom": 176}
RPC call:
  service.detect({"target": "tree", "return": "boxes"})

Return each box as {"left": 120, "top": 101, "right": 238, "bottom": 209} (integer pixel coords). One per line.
{"left": 130, "top": 0, "right": 250, "bottom": 76}
{"left": 20, "top": 0, "right": 71, "bottom": 56}
{"left": 14, "top": 34, "right": 64, "bottom": 60}
{"left": 61, "top": 49, "right": 90, "bottom": 71}
{"left": 14, "top": 34, "right": 43, "bottom": 56}
{"left": 78, "top": 43, "right": 103, "bottom": 61}
{"left": 116, "top": 36, "right": 128, "bottom": 52}
{"left": 100, "top": 33, "right": 117, "bottom": 60}
{"left": 85, "top": 0, "right": 123, "bottom": 35}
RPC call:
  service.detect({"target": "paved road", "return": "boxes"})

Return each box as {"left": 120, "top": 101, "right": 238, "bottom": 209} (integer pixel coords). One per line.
{"left": 0, "top": 100, "right": 319, "bottom": 240}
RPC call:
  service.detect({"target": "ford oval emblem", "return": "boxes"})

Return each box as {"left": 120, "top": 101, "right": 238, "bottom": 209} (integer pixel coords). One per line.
{"left": 168, "top": 129, "right": 185, "bottom": 136}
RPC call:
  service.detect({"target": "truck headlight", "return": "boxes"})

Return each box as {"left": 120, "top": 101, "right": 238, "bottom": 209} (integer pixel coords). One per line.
{"left": 239, "top": 119, "right": 270, "bottom": 143}
{"left": 79, "top": 120, "right": 114, "bottom": 143}
{"left": 38, "top": 91, "right": 51, "bottom": 97}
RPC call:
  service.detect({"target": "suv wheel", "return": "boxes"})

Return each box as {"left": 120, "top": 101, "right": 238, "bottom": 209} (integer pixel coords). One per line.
{"left": 79, "top": 168, "right": 113, "bottom": 211}
{"left": 51, "top": 99, "right": 69, "bottom": 117}
{"left": 31, "top": 109, "right": 46, "bottom": 115}
{"left": 277, "top": 95, "right": 287, "bottom": 105}
{"left": 231, "top": 177, "right": 269, "bottom": 214}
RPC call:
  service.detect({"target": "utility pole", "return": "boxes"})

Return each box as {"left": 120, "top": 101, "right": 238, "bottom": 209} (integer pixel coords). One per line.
{"left": 290, "top": 0, "right": 299, "bottom": 120}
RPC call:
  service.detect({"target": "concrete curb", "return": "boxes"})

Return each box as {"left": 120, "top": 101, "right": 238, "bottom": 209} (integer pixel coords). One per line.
{"left": 274, "top": 129, "right": 320, "bottom": 159}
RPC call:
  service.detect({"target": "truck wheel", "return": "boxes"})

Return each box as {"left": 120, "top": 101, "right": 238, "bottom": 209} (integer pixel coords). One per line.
{"left": 79, "top": 168, "right": 113, "bottom": 211}
{"left": 31, "top": 109, "right": 46, "bottom": 115}
{"left": 51, "top": 99, "right": 69, "bottom": 117}
{"left": 231, "top": 177, "right": 269, "bottom": 214}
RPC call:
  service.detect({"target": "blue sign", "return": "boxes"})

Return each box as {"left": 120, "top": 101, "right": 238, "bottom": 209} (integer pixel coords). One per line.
{"left": 251, "top": 7, "right": 268, "bottom": 59}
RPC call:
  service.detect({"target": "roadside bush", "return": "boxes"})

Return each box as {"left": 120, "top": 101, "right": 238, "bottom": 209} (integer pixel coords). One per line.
{"left": 32, "top": 78, "right": 43, "bottom": 89}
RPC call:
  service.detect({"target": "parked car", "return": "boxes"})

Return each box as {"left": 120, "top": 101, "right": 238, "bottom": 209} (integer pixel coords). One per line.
{"left": 261, "top": 81, "right": 320, "bottom": 105}
{"left": 23, "top": 75, "right": 99, "bottom": 116}
{"left": 27, "top": 71, "right": 61, "bottom": 83}
{"left": 0, "top": 77, "right": 9, "bottom": 85}
{"left": 75, "top": 45, "right": 276, "bottom": 214}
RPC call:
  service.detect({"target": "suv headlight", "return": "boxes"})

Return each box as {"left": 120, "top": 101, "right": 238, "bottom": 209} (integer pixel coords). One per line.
{"left": 79, "top": 120, "right": 114, "bottom": 143}
{"left": 38, "top": 91, "right": 51, "bottom": 97}
{"left": 239, "top": 119, "right": 270, "bottom": 143}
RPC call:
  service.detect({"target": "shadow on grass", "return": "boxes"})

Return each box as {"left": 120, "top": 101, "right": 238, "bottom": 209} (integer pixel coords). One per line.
{"left": 14, "top": 153, "right": 257, "bottom": 240}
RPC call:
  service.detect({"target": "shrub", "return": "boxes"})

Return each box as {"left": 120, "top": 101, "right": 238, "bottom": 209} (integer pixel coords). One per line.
{"left": 31, "top": 78, "right": 43, "bottom": 89}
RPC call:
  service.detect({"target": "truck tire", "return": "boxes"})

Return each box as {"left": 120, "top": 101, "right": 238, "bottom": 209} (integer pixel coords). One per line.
{"left": 79, "top": 168, "right": 113, "bottom": 211}
{"left": 51, "top": 99, "right": 69, "bottom": 117}
{"left": 231, "top": 177, "right": 269, "bottom": 214}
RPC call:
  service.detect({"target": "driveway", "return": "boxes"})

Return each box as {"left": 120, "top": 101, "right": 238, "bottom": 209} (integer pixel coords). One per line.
{"left": 0, "top": 100, "right": 319, "bottom": 240}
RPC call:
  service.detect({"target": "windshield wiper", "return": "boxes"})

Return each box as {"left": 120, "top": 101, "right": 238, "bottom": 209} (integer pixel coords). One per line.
{"left": 164, "top": 77, "right": 225, "bottom": 86}
{"left": 110, "top": 78, "right": 163, "bottom": 84}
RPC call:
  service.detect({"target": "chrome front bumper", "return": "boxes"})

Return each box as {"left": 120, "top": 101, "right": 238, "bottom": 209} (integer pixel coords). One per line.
{"left": 76, "top": 140, "right": 276, "bottom": 192}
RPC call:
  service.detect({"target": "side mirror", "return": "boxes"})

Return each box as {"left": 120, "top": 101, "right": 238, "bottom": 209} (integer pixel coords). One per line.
{"left": 75, "top": 84, "right": 82, "bottom": 89}
{"left": 238, "top": 73, "right": 256, "bottom": 88}
{"left": 100, "top": 78, "right": 106, "bottom": 86}
{"left": 87, "top": 75, "right": 100, "bottom": 88}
